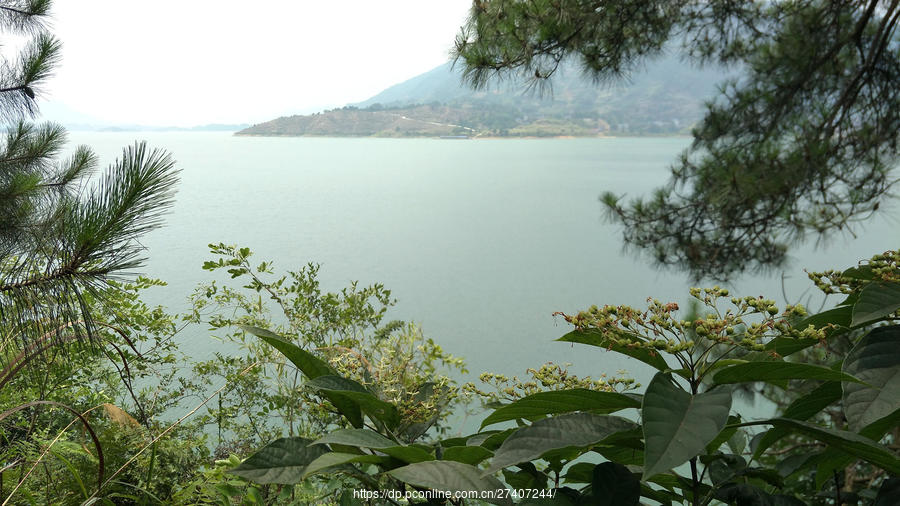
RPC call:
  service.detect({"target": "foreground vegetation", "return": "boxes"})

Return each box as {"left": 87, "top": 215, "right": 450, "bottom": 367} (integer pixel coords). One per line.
{"left": 2, "top": 0, "right": 900, "bottom": 504}
{"left": 3, "top": 246, "right": 899, "bottom": 504}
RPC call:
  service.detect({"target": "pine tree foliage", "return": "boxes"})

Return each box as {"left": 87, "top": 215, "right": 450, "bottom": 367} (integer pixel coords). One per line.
{"left": 0, "top": 0, "right": 179, "bottom": 344}
{"left": 454, "top": 0, "right": 900, "bottom": 280}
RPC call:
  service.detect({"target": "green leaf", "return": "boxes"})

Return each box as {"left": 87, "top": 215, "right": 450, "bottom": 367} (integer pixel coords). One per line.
{"left": 557, "top": 329, "right": 669, "bottom": 371}
{"left": 765, "top": 337, "right": 821, "bottom": 357}
{"left": 590, "top": 462, "right": 640, "bottom": 506}
{"left": 843, "top": 265, "right": 876, "bottom": 281}
{"left": 595, "top": 444, "right": 644, "bottom": 466}
{"left": 302, "top": 453, "right": 390, "bottom": 479}
{"left": 874, "top": 478, "right": 900, "bottom": 506}
{"left": 752, "top": 381, "right": 842, "bottom": 459}
{"left": 712, "top": 362, "right": 860, "bottom": 386}
{"left": 851, "top": 282, "right": 900, "bottom": 327}
{"left": 813, "top": 450, "right": 856, "bottom": 489}
{"left": 228, "top": 437, "right": 327, "bottom": 484}
{"left": 739, "top": 418, "right": 900, "bottom": 474}
{"left": 640, "top": 483, "right": 678, "bottom": 506}
{"left": 468, "top": 429, "right": 515, "bottom": 451}
{"left": 486, "top": 413, "right": 637, "bottom": 473}
{"left": 314, "top": 429, "right": 395, "bottom": 449}
{"left": 813, "top": 408, "right": 900, "bottom": 488}
{"left": 642, "top": 373, "right": 732, "bottom": 479}
{"left": 502, "top": 462, "right": 547, "bottom": 489}
{"left": 480, "top": 388, "right": 640, "bottom": 429}
{"left": 442, "top": 445, "right": 493, "bottom": 465}
{"left": 842, "top": 326, "right": 900, "bottom": 431}
{"left": 561, "top": 462, "right": 595, "bottom": 483}
{"left": 388, "top": 461, "right": 512, "bottom": 506}
{"left": 796, "top": 305, "right": 852, "bottom": 330}
{"left": 241, "top": 325, "right": 333, "bottom": 379}
{"left": 306, "top": 375, "right": 400, "bottom": 428}
{"left": 380, "top": 445, "right": 434, "bottom": 463}
{"left": 706, "top": 416, "right": 742, "bottom": 454}
{"left": 715, "top": 484, "right": 805, "bottom": 506}
{"left": 303, "top": 375, "right": 363, "bottom": 428}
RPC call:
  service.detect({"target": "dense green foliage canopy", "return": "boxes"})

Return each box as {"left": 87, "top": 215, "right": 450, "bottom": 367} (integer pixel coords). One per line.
{"left": 455, "top": 0, "right": 900, "bottom": 279}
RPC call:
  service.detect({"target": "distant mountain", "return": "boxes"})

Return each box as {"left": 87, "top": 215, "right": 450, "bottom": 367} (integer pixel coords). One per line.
{"left": 352, "top": 64, "right": 475, "bottom": 108}
{"left": 238, "top": 54, "right": 731, "bottom": 137}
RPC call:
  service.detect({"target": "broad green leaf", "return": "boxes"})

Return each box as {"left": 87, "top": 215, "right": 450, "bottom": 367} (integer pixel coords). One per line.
{"left": 380, "top": 445, "right": 434, "bottom": 463}
{"left": 388, "top": 461, "right": 512, "bottom": 506}
{"left": 228, "top": 437, "right": 327, "bottom": 484}
{"left": 874, "top": 478, "right": 900, "bottom": 506}
{"left": 813, "top": 450, "right": 856, "bottom": 489}
{"left": 642, "top": 373, "right": 732, "bottom": 479}
{"left": 705, "top": 454, "right": 747, "bottom": 485}
{"left": 240, "top": 325, "right": 333, "bottom": 379}
{"left": 442, "top": 445, "right": 493, "bottom": 465}
{"left": 304, "top": 375, "right": 363, "bottom": 428}
{"left": 480, "top": 388, "right": 640, "bottom": 429}
{"left": 715, "top": 484, "right": 805, "bottom": 506}
{"left": 314, "top": 428, "right": 395, "bottom": 449}
{"left": 706, "top": 416, "right": 742, "bottom": 454}
{"left": 796, "top": 305, "right": 852, "bottom": 330}
{"left": 713, "top": 362, "right": 860, "bottom": 386}
{"left": 307, "top": 375, "right": 400, "bottom": 428}
{"left": 486, "top": 413, "right": 637, "bottom": 473}
{"left": 776, "top": 452, "right": 818, "bottom": 478}
{"left": 302, "top": 453, "right": 390, "bottom": 478}
{"left": 591, "top": 462, "right": 640, "bottom": 506}
{"left": 860, "top": 407, "right": 900, "bottom": 439}
{"left": 595, "top": 444, "right": 644, "bottom": 466}
{"left": 502, "top": 462, "right": 547, "bottom": 490}
{"left": 557, "top": 329, "right": 669, "bottom": 371}
{"left": 851, "top": 282, "right": 900, "bottom": 327}
{"left": 812, "top": 410, "right": 900, "bottom": 489}
{"left": 752, "top": 381, "right": 842, "bottom": 459}
{"left": 649, "top": 473, "right": 713, "bottom": 498}
{"left": 842, "top": 326, "right": 900, "bottom": 431}
{"left": 739, "top": 418, "right": 900, "bottom": 474}
{"left": 726, "top": 427, "right": 748, "bottom": 455}
{"left": 561, "top": 462, "right": 595, "bottom": 483}
{"left": 842, "top": 265, "right": 876, "bottom": 281}
{"left": 468, "top": 429, "right": 515, "bottom": 450}
{"left": 765, "top": 337, "right": 821, "bottom": 357}
{"left": 439, "top": 434, "right": 478, "bottom": 448}
{"left": 640, "top": 483, "right": 679, "bottom": 506}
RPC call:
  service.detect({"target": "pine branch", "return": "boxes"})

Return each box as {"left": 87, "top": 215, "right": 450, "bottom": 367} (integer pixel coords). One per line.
{"left": 0, "top": 33, "right": 61, "bottom": 120}
{"left": 0, "top": 0, "right": 51, "bottom": 34}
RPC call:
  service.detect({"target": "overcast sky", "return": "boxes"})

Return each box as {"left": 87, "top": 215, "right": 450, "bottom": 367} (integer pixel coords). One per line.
{"left": 40, "top": 1, "right": 472, "bottom": 126}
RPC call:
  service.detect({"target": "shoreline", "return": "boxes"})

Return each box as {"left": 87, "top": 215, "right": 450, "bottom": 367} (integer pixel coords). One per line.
{"left": 232, "top": 132, "right": 693, "bottom": 140}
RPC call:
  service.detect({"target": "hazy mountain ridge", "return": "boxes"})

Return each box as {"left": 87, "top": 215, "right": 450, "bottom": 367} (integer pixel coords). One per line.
{"left": 237, "top": 54, "right": 730, "bottom": 137}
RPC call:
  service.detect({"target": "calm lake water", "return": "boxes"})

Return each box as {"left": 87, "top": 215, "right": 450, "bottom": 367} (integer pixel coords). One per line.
{"left": 68, "top": 132, "right": 898, "bottom": 384}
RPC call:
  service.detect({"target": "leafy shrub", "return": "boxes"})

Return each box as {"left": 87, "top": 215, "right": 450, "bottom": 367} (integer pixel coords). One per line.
{"left": 231, "top": 251, "right": 900, "bottom": 505}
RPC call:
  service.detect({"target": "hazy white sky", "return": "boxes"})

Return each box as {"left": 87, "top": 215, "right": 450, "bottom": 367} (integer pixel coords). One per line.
{"left": 41, "top": 1, "right": 472, "bottom": 126}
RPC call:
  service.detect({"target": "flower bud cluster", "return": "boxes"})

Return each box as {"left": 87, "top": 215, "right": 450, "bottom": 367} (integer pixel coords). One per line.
{"left": 462, "top": 363, "right": 634, "bottom": 403}
{"left": 808, "top": 250, "right": 900, "bottom": 294}
{"left": 559, "top": 286, "right": 824, "bottom": 358}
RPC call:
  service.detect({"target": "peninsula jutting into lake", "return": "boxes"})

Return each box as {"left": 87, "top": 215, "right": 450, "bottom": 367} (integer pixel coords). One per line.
{"left": 236, "top": 57, "right": 727, "bottom": 138}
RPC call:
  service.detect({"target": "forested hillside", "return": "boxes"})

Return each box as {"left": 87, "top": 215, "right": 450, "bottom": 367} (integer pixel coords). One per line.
{"left": 237, "top": 54, "right": 729, "bottom": 137}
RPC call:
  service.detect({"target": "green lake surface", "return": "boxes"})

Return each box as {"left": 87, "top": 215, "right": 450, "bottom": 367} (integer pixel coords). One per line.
{"left": 67, "top": 132, "right": 898, "bottom": 386}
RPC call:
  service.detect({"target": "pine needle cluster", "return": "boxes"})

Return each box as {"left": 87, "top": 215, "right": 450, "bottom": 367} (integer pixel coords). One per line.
{"left": 0, "top": 0, "right": 179, "bottom": 349}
